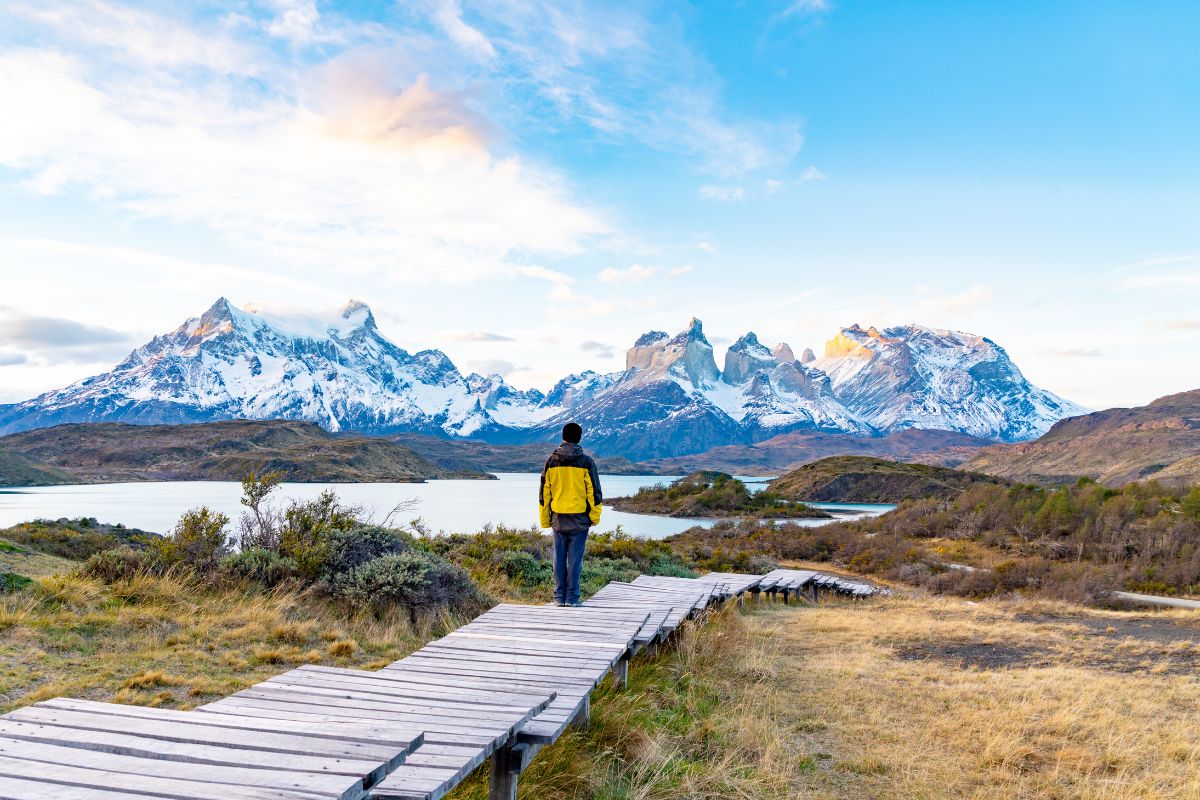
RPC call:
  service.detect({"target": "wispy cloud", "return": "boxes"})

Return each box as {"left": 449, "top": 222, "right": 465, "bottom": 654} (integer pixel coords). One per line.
{"left": 0, "top": 352, "right": 28, "bottom": 367}
{"left": 443, "top": 330, "right": 514, "bottom": 342}
{"left": 1041, "top": 347, "right": 1104, "bottom": 358}
{"left": 699, "top": 184, "right": 745, "bottom": 202}
{"left": 1114, "top": 254, "right": 1200, "bottom": 291}
{"left": 0, "top": 3, "right": 607, "bottom": 286}
{"left": 438, "top": 1, "right": 801, "bottom": 176}
{"left": 800, "top": 165, "right": 827, "bottom": 181}
{"left": 467, "top": 358, "right": 530, "bottom": 377}
{"left": 667, "top": 265, "right": 693, "bottom": 278}
{"left": 0, "top": 306, "right": 137, "bottom": 365}
{"left": 940, "top": 285, "right": 995, "bottom": 312}
{"left": 580, "top": 340, "right": 615, "bottom": 358}
{"left": 1167, "top": 320, "right": 1200, "bottom": 330}
{"left": 598, "top": 263, "right": 656, "bottom": 285}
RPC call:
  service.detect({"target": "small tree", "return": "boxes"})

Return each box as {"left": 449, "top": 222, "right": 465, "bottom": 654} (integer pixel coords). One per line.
{"left": 239, "top": 470, "right": 284, "bottom": 550}
{"left": 150, "top": 507, "right": 231, "bottom": 573}
{"left": 279, "top": 490, "right": 360, "bottom": 579}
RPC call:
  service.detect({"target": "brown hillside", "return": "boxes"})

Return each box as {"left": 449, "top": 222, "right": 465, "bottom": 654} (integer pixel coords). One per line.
{"left": 963, "top": 389, "right": 1200, "bottom": 486}
{"left": 0, "top": 420, "right": 485, "bottom": 483}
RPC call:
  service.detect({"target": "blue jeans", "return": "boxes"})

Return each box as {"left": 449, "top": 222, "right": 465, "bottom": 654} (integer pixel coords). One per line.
{"left": 553, "top": 529, "right": 588, "bottom": 604}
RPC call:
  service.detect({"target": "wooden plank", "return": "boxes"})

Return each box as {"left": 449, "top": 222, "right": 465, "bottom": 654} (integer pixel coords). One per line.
{"left": 0, "top": 736, "right": 362, "bottom": 800}
{"left": 295, "top": 667, "right": 557, "bottom": 707}
{"left": 0, "top": 753, "right": 327, "bottom": 800}
{"left": 3, "top": 706, "right": 404, "bottom": 763}
{"left": 195, "top": 703, "right": 495, "bottom": 750}
{"left": 249, "top": 682, "right": 535, "bottom": 721}
{"left": 439, "top": 632, "right": 628, "bottom": 651}
{"left": 40, "top": 699, "right": 423, "bottom": 750}
{"left": 0, "top": 774, "right": 183, "bottom": 800}
{"left": 266, "top": 672, "right": 557, "bottom": 711}
{"left": 0, "top": 721, "right": 394, "bottom": 782}
{"left": 220, "top": 692, "right": 520, "bottom": 737}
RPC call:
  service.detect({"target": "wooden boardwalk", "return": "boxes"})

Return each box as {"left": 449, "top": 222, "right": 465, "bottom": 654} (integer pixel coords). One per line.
{"left": 0, "top": 568, "right": 882, "bottom": 800}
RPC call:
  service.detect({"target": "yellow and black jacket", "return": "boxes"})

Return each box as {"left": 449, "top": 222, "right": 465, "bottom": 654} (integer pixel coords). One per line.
{"left": 538, "top": 442, "right": 603, "bottom": 532}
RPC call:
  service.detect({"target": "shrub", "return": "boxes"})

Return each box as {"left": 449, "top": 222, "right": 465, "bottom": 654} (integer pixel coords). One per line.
{"left": 0, "top": 572, "right": 32, "bottom": 593}
{"left": 81, "top": 547, "right": 151, "bottom": 583}
{"left": 148, "top": 507, "right": 231, "bottom": 573}
{"left": 496, "top": 550, "right": 554, "bottom": 588}
{"left": 220, "top": 548, "right": 298, "bottom": 586}
{"left": 279, "top": 491, "right": 360, "bottom": 579}
{"left": 329, "top": 551, "right": 485, "bottom": 615}
{"left": 322, "top": 525, "right": 415, "bottom": 580}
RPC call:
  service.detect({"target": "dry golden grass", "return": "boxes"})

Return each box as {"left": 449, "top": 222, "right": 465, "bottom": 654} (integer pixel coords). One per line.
{"left": 447, "top": 592, "right": 1200, "bottom": 800}
{"left": 0, "top": 570, "right": 461, "bottom": 713}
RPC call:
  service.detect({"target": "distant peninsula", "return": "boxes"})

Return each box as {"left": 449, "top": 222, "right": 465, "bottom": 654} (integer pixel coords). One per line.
{"left": 0, "top": 420, "right": 491, "bottom": 485}
{"left": 609, "top": 471, "right": 832, "bottom": 519}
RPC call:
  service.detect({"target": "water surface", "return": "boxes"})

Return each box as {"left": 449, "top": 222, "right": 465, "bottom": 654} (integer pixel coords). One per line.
{"left": 0, "top": 473, "right": 893, "bottom": 539}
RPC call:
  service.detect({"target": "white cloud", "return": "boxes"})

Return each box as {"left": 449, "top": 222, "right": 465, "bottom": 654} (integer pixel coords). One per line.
{"left": 1040, "top": 348, "right": 1104, "bottom": 358}
{"left": 429, "top": 0, "right": 496, "bottom": 59}
{"left": 699, "top": 184, "right": 745, "bottom": 202}
{"left": 598, "top": 263, "right": 657, "bottom": 285}
{"left": 782, "top": 0, "right": 832, "bottom": 16}
{"left": 443, "top": 330, "right": 514, "bottom": 342}
{"left": 265, "top": 0, "right": 320, "bottom": 44}
{"left": 0, "top": 12, "right": 607, "bottom": 286}
{"left": 800, "top": 165, "right": 827, "bottom": 181}
{"left": 940, "top": 285, "right": 995, "bottom": 313}
{"left": 580, "top": 340, "right": 615, "bottom": 358}
{"left": 696, "top": 239, "right": 717, "bottom": 253}
{"left": 667, "top": 266, "right": 693, "bottom": 278}
{"left": 764, "top": 178, "right": 784, "bottom": 194}
{"left": 467, "top": 358, "right": 530, "bottom": 377}
{"left": 0, "top": 353, "right": 28, "bottom": 367}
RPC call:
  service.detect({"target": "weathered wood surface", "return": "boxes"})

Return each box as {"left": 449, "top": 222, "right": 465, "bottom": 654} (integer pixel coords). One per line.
{"left": 0, "top": 694, "right": 428, "bottom": 800}
{"left": 1, "top": 569, "right": 878, "bottom": 800}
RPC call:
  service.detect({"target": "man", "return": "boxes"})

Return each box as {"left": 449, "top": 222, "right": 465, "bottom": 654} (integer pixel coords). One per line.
{"left": 538, "top": 422, "right": 603, "bottom": 607}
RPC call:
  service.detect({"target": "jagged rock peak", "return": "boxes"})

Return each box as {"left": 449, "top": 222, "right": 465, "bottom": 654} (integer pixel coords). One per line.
{"left": 800, "top": 347, "right": 816, "bottom": 364}
{"left": 668, "top": 317, "right": 709, "bottom": 346}
{"left": 729, "top": 332, "right": 770, "bottom": 353}
{"left": 634, "top": 330, "right": 669, "bottom": 347}
{"left": 772, "top": 342, "right": 796, "bottom": 363}
{"left": 723, "top": 332, "right": 776, "bottom": 384}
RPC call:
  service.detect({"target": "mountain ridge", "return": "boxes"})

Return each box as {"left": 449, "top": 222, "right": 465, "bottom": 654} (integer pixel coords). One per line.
{"left": 962, "top": 388, "right": 1200, "bottom": 486}
{"left": 0, "top": 298, "right": 1087, "bottom": 460}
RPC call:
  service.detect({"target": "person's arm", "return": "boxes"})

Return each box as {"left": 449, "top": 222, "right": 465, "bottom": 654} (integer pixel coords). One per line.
{"left": 538, "top": 458, "right": 553, "bottom": 529}
{"left": 586, "top": 455, "right": 603, "bottom": 526}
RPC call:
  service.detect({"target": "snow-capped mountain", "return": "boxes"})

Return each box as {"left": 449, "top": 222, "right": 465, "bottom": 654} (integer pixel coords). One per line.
{"left": 0, "top": 299, "right": 1086, "bottom": 460}
{"left": 492, "top": 320, "right": 876, "bottom": 459}
{"left": 0, "top": 298, "right": 552, "bottom": 438}
{"left": 810, "top": 324, "right": 1087, "bottom": 441}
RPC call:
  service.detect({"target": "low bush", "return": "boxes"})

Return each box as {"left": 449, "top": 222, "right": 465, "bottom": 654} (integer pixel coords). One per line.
{"left": 328, "top": 551, "right": 486, "bottom": 617}
{"left": 321, "top": 525, "right": 415, "bottom": 580}
{"left": 220, "top": 548, "right": 299, "bottom": 586}
{"left": 148, "top": 507, "right": 231, "bottom": 573}
{"left": 0, "top": 518, "right": 157, "bottom": 560}
{"left": 0, "top": 572, "right": 32, "bottom": 593}
{"left": 80, "top": 547, "right": 151, "bottom": 583}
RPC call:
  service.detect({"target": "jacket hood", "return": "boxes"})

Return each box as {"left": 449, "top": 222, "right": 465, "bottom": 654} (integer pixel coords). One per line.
{"left": 554, "top": 442, "right": 584, "bottom": 458}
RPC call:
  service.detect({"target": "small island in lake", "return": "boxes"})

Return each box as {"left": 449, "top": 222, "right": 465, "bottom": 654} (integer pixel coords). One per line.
{"left": 609, "top": 471, "right": 832, "bottom": 519}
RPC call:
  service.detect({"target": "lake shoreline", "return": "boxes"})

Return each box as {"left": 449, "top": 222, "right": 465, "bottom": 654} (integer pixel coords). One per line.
{"left": 0, "top": 474, "right": 894, "bottom": 540}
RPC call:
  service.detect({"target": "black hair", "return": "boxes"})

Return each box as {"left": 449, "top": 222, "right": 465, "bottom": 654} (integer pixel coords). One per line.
{"left": 562, "top": 422, "right": 582, "bottom": 443}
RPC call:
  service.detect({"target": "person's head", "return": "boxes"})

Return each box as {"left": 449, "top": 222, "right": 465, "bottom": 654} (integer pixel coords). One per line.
{"left": 562, "top": 422, "right": 582, "bottom": 444}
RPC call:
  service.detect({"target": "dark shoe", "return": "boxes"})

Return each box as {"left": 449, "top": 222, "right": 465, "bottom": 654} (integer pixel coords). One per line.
{"left": 554, "top": 600, "right": 566, "bottom": 607}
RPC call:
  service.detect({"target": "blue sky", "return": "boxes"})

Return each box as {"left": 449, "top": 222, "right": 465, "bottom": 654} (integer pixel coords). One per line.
{"left": 0, "top": 0, "right": 1197, "bottom": 409}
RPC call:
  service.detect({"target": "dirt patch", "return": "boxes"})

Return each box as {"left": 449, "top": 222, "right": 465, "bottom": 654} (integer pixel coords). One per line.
{"left": 1016, "top": 612, "right": 1200, "bottom": 646}
{"left": 895, "top": 640, "right": 1044, "bottom": 670}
